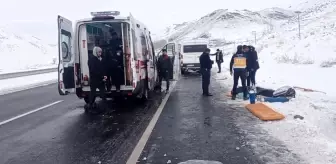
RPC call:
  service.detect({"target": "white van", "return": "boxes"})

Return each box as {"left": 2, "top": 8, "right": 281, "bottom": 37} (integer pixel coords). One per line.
{"left": 180, "top": 40, "right": 208, "bottom": 74}
{"left": 57, "top": 11, "right": 159, "bottom": 103}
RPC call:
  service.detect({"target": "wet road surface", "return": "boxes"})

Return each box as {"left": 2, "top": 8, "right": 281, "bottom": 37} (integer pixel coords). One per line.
{"left": 0, "top": 76, "right": 304, "bottom": 164}
{"left": 136, "top": 75, "right": 303, "bottom": 164}
{"left": 0, "top": 84, "right": 166, "bottom": 164}
{"left": 137, "top": 75, "right": 262, "bottom": 164}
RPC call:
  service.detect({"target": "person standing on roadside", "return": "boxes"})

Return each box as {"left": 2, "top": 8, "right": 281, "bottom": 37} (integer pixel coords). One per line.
{"left": 157, "top": 49, "right": 172, "bottom": 92}
{"left": 215, "top": 49, "right": 224, "bottom": 73}
{"left": 230, "top": 45, "right": 249, "bottom": 100}
{"left": 247, "top": 46, "right": 259, "bottom": 88}
{"left": 88, "top": 46, "right": 107, "bottom": 110}
{"left": 199, "top": 48, "right": 214, "bottom": 96}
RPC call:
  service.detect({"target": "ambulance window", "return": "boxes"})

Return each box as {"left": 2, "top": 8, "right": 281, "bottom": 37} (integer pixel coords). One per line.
{"left": 140, "top": 34, "right": 147, "bottom": 56}
{"left": 167, "top": 43, "right": 175, "bottom": 55}
{"left": 61, "top": 30, "right": 71, "bottom": 62}
{"left": 131, "top": 29, "right": 137, "bottom": 60}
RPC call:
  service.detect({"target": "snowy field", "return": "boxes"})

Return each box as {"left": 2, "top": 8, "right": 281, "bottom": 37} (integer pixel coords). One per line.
{"left": 0, "top": 26, "right": 57, "bottom": 74}
{"left": 211, "top": 20, "right": 336, "bottom": 163}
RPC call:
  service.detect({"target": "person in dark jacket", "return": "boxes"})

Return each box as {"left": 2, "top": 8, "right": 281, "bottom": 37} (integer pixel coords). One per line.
{"left": 157, "top": 49, "right": 172, "bottom": 92}
{"left": 88, "top": 46, "right": 107, "bottom": 108}
{"left": 247, "top": 46, "right": 259, "bottom": 87}
{"left": 109, "top": 31, "right": 123, "bottom": 53}
{"left": 199, "top": 48, "right": 214, "bottom": 96}
{"left": 110, "top": 47, "right": 124, "bottom": 92}
{"left": 215, "top": 49, "right": 224, "bottom": 73}
{"left": 105, "top": 31, "right": 124, "bottom": 92}
{"left": 230, "top": 45, "right": 249, "bottom": 100}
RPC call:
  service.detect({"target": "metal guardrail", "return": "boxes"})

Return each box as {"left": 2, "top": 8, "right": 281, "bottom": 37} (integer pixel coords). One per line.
{"left": 0, "top": 68, "right": 58, "bottom": 80}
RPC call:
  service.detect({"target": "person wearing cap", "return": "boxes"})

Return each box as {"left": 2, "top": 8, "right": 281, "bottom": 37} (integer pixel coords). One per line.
{"left": 229, "top": 45, "right": 249, "bottom": 100}
{"left": 157, "top": 49, "right": 172, "bottom": 92}
{"left": 215, "top": 49, "right": 224, "bottom": 73}
{"left": 199, "top": 48, "right": 214, "bottom": 96}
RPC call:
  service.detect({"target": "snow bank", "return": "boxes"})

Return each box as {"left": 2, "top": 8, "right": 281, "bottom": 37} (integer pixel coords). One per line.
{"left": 0, "top": 72, "right": 57, "bottom": 95}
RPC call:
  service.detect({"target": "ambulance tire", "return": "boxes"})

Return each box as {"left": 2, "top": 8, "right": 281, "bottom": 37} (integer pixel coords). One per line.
{"left": 84, "top": 96, "right": 95, "bottom": 104}
{"left": 138, "top": 79, "right": 149, "bottom": 103}
{"left": 141, "top": 88, "right": 149, "bottom": 102}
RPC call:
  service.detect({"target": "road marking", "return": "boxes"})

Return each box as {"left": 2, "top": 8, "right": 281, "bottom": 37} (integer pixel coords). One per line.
{"left": 126, "top": 81, "right": 177, "bottom": 164}
{"left": 0, "top": 100, "right": 63, "bottom": 126}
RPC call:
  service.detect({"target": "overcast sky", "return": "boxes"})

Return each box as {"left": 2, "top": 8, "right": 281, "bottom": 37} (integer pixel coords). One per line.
{"left": 0, "top": 0, "right": 299, "bottom": 42}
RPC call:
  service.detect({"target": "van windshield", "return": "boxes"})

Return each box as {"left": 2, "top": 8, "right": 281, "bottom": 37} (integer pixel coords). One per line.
{"left": 183, "top": 45, "right": 207, "bottom": 53}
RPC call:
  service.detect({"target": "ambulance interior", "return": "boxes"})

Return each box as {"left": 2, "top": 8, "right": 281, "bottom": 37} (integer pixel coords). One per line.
{"left": 83, "top": 22, "right": 132, "bottom": 88}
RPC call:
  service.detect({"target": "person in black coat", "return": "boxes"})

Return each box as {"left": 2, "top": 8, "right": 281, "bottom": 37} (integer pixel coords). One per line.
{"left": 105, "top": 31, "right": 124, "bottom": 92}
{"left": 215, "top": 49, "right": 224, "bottom": 73}
{"left": 199, "top": 48, "right": 214, "bottom": 96}
{"left": 157, "top": 49, "right": 172, "bottom": 92}
{"left": 247, "top": 46, "right": 259, "bottom": 87}
{"left": 88, "top": 46, "right": 107, "bottom": 107}
{"left": 230, "top": 45, "right": 249, "bottom": 100}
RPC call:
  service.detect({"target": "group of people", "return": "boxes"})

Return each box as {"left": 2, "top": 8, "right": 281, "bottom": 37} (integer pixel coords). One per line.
{"left": 87, "top": 30, "right": 124, "bottom": 108}
{"left": 199, "top": 45, "right": 259, "bottom": 99}
{"left": 229, "top": 45, "right": 259, "bottom": 100}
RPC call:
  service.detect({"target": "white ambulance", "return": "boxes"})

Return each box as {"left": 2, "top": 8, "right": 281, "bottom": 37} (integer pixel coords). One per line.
{"left": 57, "top": 11, "right": 159, "bottom": 103}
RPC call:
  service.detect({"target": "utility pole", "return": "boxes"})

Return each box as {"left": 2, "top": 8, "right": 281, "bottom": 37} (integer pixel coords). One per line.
{"left": 252, "top": 31, "right": 256, "bottom": 45}
{"left": 295, "top": 11, "right": 302, "bottom": 39}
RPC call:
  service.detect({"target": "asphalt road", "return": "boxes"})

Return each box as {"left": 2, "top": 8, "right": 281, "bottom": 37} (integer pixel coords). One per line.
{"left": 0, "top": 83, "right": 166, "bottom": 164}
{"left": 0, "top": 75, "right": 304, "bottom": 164}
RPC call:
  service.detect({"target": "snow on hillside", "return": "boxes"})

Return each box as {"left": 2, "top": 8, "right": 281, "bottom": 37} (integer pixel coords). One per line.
{"left": 152, "top": 8, "right": 295, "bottom": 45}
{"left": 0, "top": 26, "right": 57, "bottom": 74}
{"left": 156, "top": 0, "right": 336, "bottom": 163}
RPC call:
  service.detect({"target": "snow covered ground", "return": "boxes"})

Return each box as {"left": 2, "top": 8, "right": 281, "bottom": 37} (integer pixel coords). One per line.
{"left": 213, "top": 47, "right": 336, "bottom": 163}
{"left": 0, "top": 26, "right": 57, "bottom": 74}
{"left": 210, "top": 11, "right": 336, "bottom": 162}
{"left": 0, "top": 72, "right": 57, "bottom": 95}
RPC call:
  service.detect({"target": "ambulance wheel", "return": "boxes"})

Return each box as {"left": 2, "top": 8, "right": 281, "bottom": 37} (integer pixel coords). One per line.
{"left": 84, "top": 96, "right": 95, "bottom": 104}
{"left": 141, "top": 88, "right": 149, "bottom": 101}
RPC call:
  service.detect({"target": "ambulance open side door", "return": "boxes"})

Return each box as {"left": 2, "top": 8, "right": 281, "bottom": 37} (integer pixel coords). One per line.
{"left": 57, "top": 15, "right": 75, "bottom": 95}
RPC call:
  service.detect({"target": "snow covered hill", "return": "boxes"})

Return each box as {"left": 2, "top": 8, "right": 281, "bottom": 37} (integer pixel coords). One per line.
{"left": 152, "top": 8, "right": 296, "bottom": 46}
{"left": 0, "top": 26, "right": 57, "bottom": 73}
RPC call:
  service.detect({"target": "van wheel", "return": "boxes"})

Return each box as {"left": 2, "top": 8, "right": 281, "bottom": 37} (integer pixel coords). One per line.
{"left": 141, "top": 88, "right": 149, "bottom": 101}
{"left": 181, "top": 69, "right": 185, "bottom": 75}
{"left": 84, "top": 96, "right": 94, "bottom": 104}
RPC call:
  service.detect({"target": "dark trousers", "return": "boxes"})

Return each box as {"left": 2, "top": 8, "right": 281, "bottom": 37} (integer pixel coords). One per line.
{"left": 216, "top": 62, "right": 222, "bottom": 72}
{"left": 232, "top": 69, "right": 247, "bottom": 97}
{"left": 111, "top": 67, "right": 124, "bottom": 90}
{"left": 89, "top": 80, "right": 106, "bottom": 105}
{"left": 201, "top": 68, "right": 211, "bottom": 94}
{"left": 247, "top": 70, "right": 257, "bottom": 87}
{"left": 159, "top": 70, "right": 170, "bottom": 90}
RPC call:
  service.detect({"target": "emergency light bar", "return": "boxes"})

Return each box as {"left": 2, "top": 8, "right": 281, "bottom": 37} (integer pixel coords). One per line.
{"left": 90, "top": 11, "right": 120, "bottom": 17}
